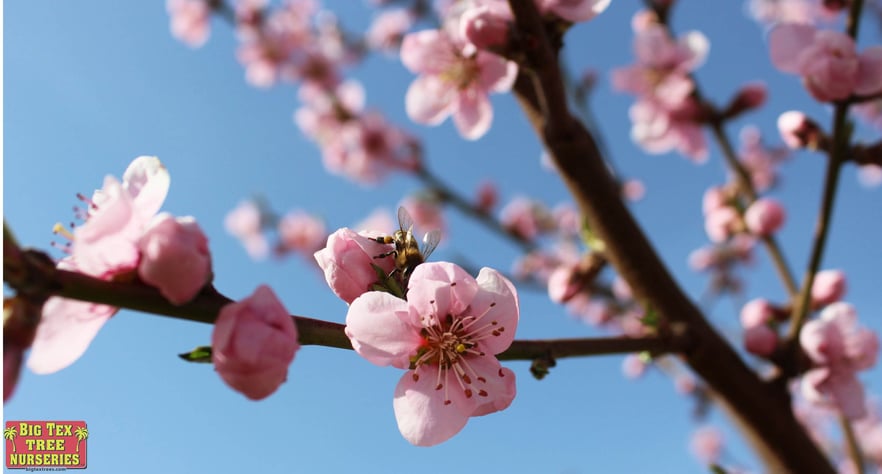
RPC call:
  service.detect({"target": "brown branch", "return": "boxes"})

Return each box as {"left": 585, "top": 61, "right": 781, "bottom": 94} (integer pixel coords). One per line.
{"left": 505, "top": 1, "right": 833, "bottom": 471}
{"left": 4, "top": 245, "right": 682, "bottom": 361}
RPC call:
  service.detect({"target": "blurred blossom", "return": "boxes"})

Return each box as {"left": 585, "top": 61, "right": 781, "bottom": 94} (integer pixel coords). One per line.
{"left": 167, "top": 0, "right": 212, "bottom": 48}
{"left": 366, "top": 9, "right": 414, "bottom": 53}
{"left": 800, "top": 302, "right": 879, "bottom": 418}
{"left": 400, "top": 195, "right": 446, "bottom": 237}
{"left": 622, "top": 354, "right": 648, "bottom": 379}
{"left": 744, "top": 198, "right": 786, "bottom": 236}
{"left": 276, "top": 210, "right": 327, "bottom": 256}
{"left": 811, "top": 269, "right": 847, "bottom": 308}
{"left": 225, "top": 199, "right": 271, "bottom": 260}
{"left": 400, "top": 28, "right": 517, "bottom": 140}
{"left": 737, "top": 125, "right": 790, "bottom": 192}
{"left": 769, "top": 23, "right": 882, "bottom": 102}
{"left": 500, "top": 197, "right": 555, "bottom": 241}
{"left": 858, "top": 164, "right": 882, "bottom": 188}
{"left": 689, "top": 426, "right": 724, "bottom": 465}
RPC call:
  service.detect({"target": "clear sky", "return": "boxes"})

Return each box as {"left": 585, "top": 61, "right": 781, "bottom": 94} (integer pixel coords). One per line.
{"left": 4, "top": 1, "right": 881, "bottom": 473}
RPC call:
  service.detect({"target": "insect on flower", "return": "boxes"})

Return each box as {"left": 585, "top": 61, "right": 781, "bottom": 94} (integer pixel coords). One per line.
{"left": 373, "top": 206, "right": 441, "bottom": 281}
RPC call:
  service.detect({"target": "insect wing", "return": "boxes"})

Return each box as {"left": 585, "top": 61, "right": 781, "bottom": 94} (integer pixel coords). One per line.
{"left": 420, "top": 230, "right": 441, "bottom": 260}
{"left": 397, "top": 206, "right": 415, "bottom": 233}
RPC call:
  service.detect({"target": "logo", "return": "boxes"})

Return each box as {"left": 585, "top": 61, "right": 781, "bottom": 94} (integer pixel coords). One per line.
{"left": 4, "top": 421, "right": 88, "bottom": 469}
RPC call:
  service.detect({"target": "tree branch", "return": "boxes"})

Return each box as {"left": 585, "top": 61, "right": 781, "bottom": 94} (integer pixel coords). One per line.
{"left": 505, "top": 1, "right": 833, "bottom": 471}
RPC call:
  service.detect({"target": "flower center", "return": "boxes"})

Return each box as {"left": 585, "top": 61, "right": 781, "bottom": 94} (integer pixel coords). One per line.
{"left": 441, "top": 55, "right": 480, "bottom": 91}
{"left": 410, "top": 295, "right": 505, "bottom": 406}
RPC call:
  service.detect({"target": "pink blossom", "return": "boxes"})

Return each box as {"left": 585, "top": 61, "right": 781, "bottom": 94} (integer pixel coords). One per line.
{"left": 28, "top": 259, "right": 120, "bottom": 375}
{"left": 853, "top": 98, "right": 882, "bottom": 130}
{"left": 747, "top": 0, "right": 821, "bottom": 25}
{"left": 621, "top": 179, "right": 646, "bottom": 202}
{"left": 167, "top": 0, "right": 212, "bottom": 48}
{"left": 499, "top": 197, "right": 554, "bottom": 241}
{"left": 276, "top": 210, "right": 326, "bottom": 256}
{"left": 628, "top": 97, "right": 708, "bottom": 162}
{"left": 536, "top": 0, "right": 611, "bottom": 23}
{"left": 690, "top": 426, "right": 724, "bottom": 465}
{"left": 324, "top": 112, "right": 420, "bottom": 184}
{"left": 810, "top": 269, "right": 847, "bottom": 307}
{"left": 137, "top": 214, "right": 212, "bottom": 305}
{"left": 799, "top": 302, "right": 879, "bottom": 418}
{"left": 295, "top": 80, "right": 365, "bottom": 141}
{"left": 622, "top": 353, "right": 648, "bottom": 379}
{"left": 704, "top": 206, "right": 741, "bottom": 243}
{"left": 859, "top": 164, "right": 882, "bottom": 187}
{"left": 744, "top": 325, "right": 778, "bottom": 357}
{"left": 28, "top": 157, "right": 170, "bottom": 374}
{"left": 73, "top": 156, "right": 170, "bottom": 277}
{"left": 737, "top": 126, "right": 790, "bottom": 192}
{"left": 459, "top": 2, "right": 512, "bottom": 50}
{"left": 212, "top": 285, "right": 300, "bottom": 400}
{"left": 224, "top": 199, "right": 270, "bottom": 260}
{"left": 777, "top": 110, "right": 823, "bottom": 149}
{"left": 744, "top": 198, "right": 786, "bottom": 236}
{"left": 611, "top": 17, "right": 708, "bottom": 104}
{"left": 314, "top": 228, "right": 396, "bottom": 304}
{"left": 769, "top": 24, "right": 882, "bottom": 102}
{"left": 366, "top": 9, "right": 414, "bottom": 53}
{"left": 547, "top": 264, "right": 580, "bottom": 303}
{"left": 400, "top": 29, "right": 517, "bottom": 140}
{"left": 345, "top": 262, "right": 518, "bottom": 446}
{"left": 854, "top": 402, "right": 882, "bottom": 464}
{"left": 740, "top": 298, "right": 775, "bottom": 328}
{"left": 236, "top": 0, "right": 317, "bottom": 88}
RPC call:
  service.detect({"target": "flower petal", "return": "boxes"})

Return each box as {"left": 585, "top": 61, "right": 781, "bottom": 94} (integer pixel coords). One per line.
{"left": 453, "top": 90, "right": 493, "bottom": 140}
{"left": 400, "top": 30, "right": 456, "bottom": 75}
{"left": 769, "top": 23, "right": 815, "bottom": 74}
{"left": 122, "top": 156, "right": 170, "bottom": 220}
{"left": 405, "top": 75, "right": 455, "bottom": 126}
{"left": 406, "top": 262, "right": 479, "bottom": 327}
{"left": 467, "top": 357, "right": 516, "bottom": 416}
{"left": 392, "top": 368, "right": 470, "bottom": 446}
{"left": 27, "top": 297, "right": 117, "bottom": 374}
{"left": 345, "top": 292, "right": 421, "bottom": 369}
{"left": 470, "top": 267, "right": 519, "bottom": 355}
{"left": 856, "top": 46, "right": 882, "bottom": 96}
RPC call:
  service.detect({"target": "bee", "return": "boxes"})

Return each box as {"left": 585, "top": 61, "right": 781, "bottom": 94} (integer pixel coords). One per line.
{"left": 374, "top": 206, "right": 441, "bottom": 279}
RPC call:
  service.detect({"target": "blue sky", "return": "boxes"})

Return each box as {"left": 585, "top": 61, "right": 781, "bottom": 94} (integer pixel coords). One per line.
{"left": 4, "top": 1, "right": 882, "bottom": 473}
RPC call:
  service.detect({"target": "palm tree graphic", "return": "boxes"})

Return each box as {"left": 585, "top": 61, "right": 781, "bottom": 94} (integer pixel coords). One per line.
{"left": 4, "top": 427, "right": 17, "bottom": 453}
{"left": 74, "top": 427, "right": 89, "bottom": 453}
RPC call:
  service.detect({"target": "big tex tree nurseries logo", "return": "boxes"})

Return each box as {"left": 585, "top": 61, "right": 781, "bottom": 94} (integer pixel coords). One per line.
{"left": 5, "top": 421, "right": 88, "bottom": 469}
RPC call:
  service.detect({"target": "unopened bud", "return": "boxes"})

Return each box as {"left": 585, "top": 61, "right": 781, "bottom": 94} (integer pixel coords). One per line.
{"left": 724, "top": 82, "right": 767, "bottom": 118}
{"left": 778, "top": 111, "right": 823, "bottom": 149}
{"left": 460, "top": 6, "right": 510, "bottom": 50}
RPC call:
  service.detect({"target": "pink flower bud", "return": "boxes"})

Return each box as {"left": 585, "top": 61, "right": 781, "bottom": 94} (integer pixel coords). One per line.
{"left": 547, "top": 265, "right": 580, "bottom": 303}
{"left": 811, "top": 269, "right": 847, "bottom": 308}
{"left": 690, "top": 426, "right": 724, "bottom": 465}
{"left": 622, "top": 354, "right": 648, "bottom": 379}
{"left": 744, "top": 198, "right": 785, "bottom": 236}
{"left": 744, "top": 324, "right": 778, "bottom": 356}
{"left": 740, "top": 298, "right": 774, "bottom": 327}
{"left": 724, "top": 82, "right": 767, "bottom": 118}
{"left": 778, "top": 110, "right": 822, "bottom": 149}
{"left": 314, "top": 228, "right": 396, "bottom": 304}
{"left": 138, "top": 214, "right": 212, "bottom": 305}
{"left": 460, "top": 5, "right": 511, "bottom": 50}
{"left": 475, "top": 181, "right": 498, "bottom": 213}
{"left": 212, "top": 285, "right": 299, "bottom": 400}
